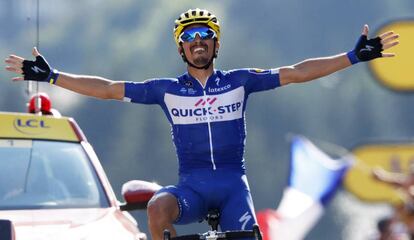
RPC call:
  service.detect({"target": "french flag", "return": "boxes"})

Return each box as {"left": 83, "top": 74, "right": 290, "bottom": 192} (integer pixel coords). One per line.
{"left": 257, "top": 136, "right": 351, "bottom": 240}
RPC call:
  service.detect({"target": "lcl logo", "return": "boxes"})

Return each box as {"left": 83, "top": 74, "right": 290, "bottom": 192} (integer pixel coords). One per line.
{"left": 13, "top": 118, "right": 50, "bottom": 135}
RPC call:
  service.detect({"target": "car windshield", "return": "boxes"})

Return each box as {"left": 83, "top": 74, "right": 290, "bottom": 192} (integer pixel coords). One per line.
{"left": 0, "top": 139, "right": 109, "bottom": 210}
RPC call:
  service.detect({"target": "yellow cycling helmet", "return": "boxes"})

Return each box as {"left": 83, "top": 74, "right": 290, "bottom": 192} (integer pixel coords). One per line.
{"left": 173, "top": 8, "right": 220, "bottom": 47}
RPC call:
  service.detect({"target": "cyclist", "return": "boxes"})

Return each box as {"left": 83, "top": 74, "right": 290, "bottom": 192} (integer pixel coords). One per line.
{"left": 5, "top": 8, "right": 399, "bottom": 240}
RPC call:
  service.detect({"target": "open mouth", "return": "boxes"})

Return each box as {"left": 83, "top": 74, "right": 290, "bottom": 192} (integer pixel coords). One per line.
{"left": 191, "top": 45, "right": 208, "bottom": 54}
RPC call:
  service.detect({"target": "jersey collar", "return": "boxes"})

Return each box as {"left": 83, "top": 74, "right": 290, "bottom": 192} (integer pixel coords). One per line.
{"left": 180, "top": 70, "right": 219, "bottom": 89}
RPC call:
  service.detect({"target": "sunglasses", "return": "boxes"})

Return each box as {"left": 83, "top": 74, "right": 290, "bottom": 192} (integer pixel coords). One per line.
{"left": 179, "top": 27, "right": 217, "bottom": 43}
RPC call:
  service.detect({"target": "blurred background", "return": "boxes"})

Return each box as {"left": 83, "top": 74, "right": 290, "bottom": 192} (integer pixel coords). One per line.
{"left": 1, "top": 0, "right": 414, "bottom": 239}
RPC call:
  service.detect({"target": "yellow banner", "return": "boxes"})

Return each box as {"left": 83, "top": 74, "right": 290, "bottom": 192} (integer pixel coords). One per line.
{"left": 0, "top": 112, "right": 79, "bottom": 142}
{"left": 369, "top": 20, "right": 414, "bottom": 91}
{"left": 344, "top": 142, "right": 414, "bottom": 205}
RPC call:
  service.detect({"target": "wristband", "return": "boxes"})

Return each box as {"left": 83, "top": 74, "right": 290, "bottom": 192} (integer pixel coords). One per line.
{"left": 48, "top": 69, "right": 60, "bottom": 84}
{"left": 346, "top": 51, "right": 360, "bottom": 65}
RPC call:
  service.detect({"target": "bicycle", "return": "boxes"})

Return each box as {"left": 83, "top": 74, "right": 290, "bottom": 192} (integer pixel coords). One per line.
{"left": 120, "top": 180, "right": 263, "bottom": 240}
{"left": 163, "top": 209, "right": 263, "bottom": 240}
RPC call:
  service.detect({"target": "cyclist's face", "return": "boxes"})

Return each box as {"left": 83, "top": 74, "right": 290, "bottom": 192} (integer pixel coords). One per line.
{"left": 179, "top": 24, "right": 219, "bottom": 68}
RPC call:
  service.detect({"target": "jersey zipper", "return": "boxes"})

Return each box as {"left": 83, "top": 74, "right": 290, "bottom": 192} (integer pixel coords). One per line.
{"left": 193, "top": 75, "right": 217, "bottom": 171}
{"left": 203, "top": 88, "right": 217, "bottom": 170}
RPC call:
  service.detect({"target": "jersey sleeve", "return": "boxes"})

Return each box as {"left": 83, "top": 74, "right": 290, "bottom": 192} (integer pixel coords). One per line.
{"left": 123, "top": 78, "right": 172, "bottom": 105}
{"left": 232, "top": 68, "right": 281, "bottom": 95}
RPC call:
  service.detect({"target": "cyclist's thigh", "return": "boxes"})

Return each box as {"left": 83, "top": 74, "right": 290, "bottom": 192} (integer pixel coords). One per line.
{"left": 219, "top": 177, "right": 257, "bottom": 231}
{"left": 156, "top": 185, "right": 207, "bottom": 225}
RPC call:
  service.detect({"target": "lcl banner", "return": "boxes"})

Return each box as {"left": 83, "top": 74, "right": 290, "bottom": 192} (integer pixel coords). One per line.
{"left": 369, "top": 20, "right": 414, "bottom": 91}
{"left": 344, "top": 141, "right": 414, "bottom": 205}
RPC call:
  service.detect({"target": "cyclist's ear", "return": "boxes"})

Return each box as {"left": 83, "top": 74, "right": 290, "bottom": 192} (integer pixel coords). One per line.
{"left": 178, "top": 47, "right": 187, "bottom": 62}
{"left": 214, "top": 40, "right": 220, "bottom": 58}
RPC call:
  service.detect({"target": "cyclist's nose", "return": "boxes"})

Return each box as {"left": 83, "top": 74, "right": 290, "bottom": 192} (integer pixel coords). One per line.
{"left": 194, "top": 34, "right": 202, "bottom": 43}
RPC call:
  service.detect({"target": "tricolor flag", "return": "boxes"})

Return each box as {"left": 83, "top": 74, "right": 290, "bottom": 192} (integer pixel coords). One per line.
{"left": 257, "top": 136, "right": 352, "bottom": 240}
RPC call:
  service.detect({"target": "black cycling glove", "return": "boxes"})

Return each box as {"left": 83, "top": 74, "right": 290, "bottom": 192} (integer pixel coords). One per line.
{"left": 22, "top": 55, "right": 59, "bottom": 84}
{"left": 347, "top": 35, "right": 383, "bottom": 64}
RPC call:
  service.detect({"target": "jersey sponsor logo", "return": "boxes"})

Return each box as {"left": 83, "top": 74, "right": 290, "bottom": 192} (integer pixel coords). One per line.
{"left": 208, "top": 84, "right": 231, "bottom": 93}
{"left": 184, "top": 81, "right": 194, "bottom": 88}
{"left": 188, "top": 88, "right": 197, "bottom": 94}
{"left": 180, "top": 87, "right": 187, "bottom": 94}
{"left": 165, "top": 87, "right": 245, "bottom": 125}
{"left": 180, "top": 87, "right": 197, "bottom": 95}
{"left": 194, "top": 97, "right": 217, "bottom": 106}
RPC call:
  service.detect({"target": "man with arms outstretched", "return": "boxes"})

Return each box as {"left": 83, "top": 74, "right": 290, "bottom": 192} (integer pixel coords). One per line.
{"left": 5, "top": 8, "right": 399, "bottom": 240}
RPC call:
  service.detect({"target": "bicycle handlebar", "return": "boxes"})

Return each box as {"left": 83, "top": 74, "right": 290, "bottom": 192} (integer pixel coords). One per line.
{"left": 171, "top": 231, "right": 256, "bottom": 240}
{"left": 163, "top": 212, "right": 262, "bottom": 240}
{"left": 168, "top": 228, "right": 262, "bottom": 240}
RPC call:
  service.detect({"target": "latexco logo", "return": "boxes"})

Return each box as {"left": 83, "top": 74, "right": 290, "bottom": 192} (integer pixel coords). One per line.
{"left": 208, "top": 84, "right": 231, "bottom": 93}
{"left": 171, "top": 97, "right": 242, "bottom": 122}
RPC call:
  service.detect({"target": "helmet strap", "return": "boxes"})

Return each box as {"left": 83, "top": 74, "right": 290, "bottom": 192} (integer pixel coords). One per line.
{"left": 180, "top": 41, "right": 218, "bottom": 70}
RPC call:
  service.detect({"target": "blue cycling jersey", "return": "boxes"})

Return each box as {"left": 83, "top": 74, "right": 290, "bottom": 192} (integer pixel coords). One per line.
{"left": 124, "top": 68, "right": 280, "bottom": 174}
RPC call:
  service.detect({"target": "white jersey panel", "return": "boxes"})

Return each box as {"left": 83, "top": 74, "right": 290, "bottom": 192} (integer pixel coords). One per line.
{"left": 164, "top": 87, "right": 245, "bottom": 125}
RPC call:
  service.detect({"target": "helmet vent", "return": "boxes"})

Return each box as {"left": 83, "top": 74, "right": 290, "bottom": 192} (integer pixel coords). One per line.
{"left": 184, "top": 13, "right": 189, "bottom": 18}
{"left": 192, "top": 10, "right": 197, "bottom": 15}
{"left": 180, "top": 19, "right": 194, "bottom": 25}
{"left": 180, "top": 17, "right": 210, "bottom": 25}
{"left": 198, "top": 17, "right": 210, "bottom": 21}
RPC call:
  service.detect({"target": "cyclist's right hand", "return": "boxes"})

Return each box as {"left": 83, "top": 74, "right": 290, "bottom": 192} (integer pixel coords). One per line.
{"left": 5, "top": 47, "right": 58, "bottom": 84}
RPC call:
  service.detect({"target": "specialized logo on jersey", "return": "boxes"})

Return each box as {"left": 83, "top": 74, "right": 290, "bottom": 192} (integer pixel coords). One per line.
{"left": 165, "top": 87, "right": 245, "bottom": 125}
{"left": 214, "top": 77, "right": 220, "bottom": 86}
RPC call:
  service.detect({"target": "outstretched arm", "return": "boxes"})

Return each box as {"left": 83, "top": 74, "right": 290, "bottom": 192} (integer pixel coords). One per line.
{"left": 5, "top": 47, "right": 124, "bottom": 100}
{"left": 54, "top": 72, "right": 124, "bottom": 100}
{"left": 279, "top": 24, "right": 399, "bottom": 86}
